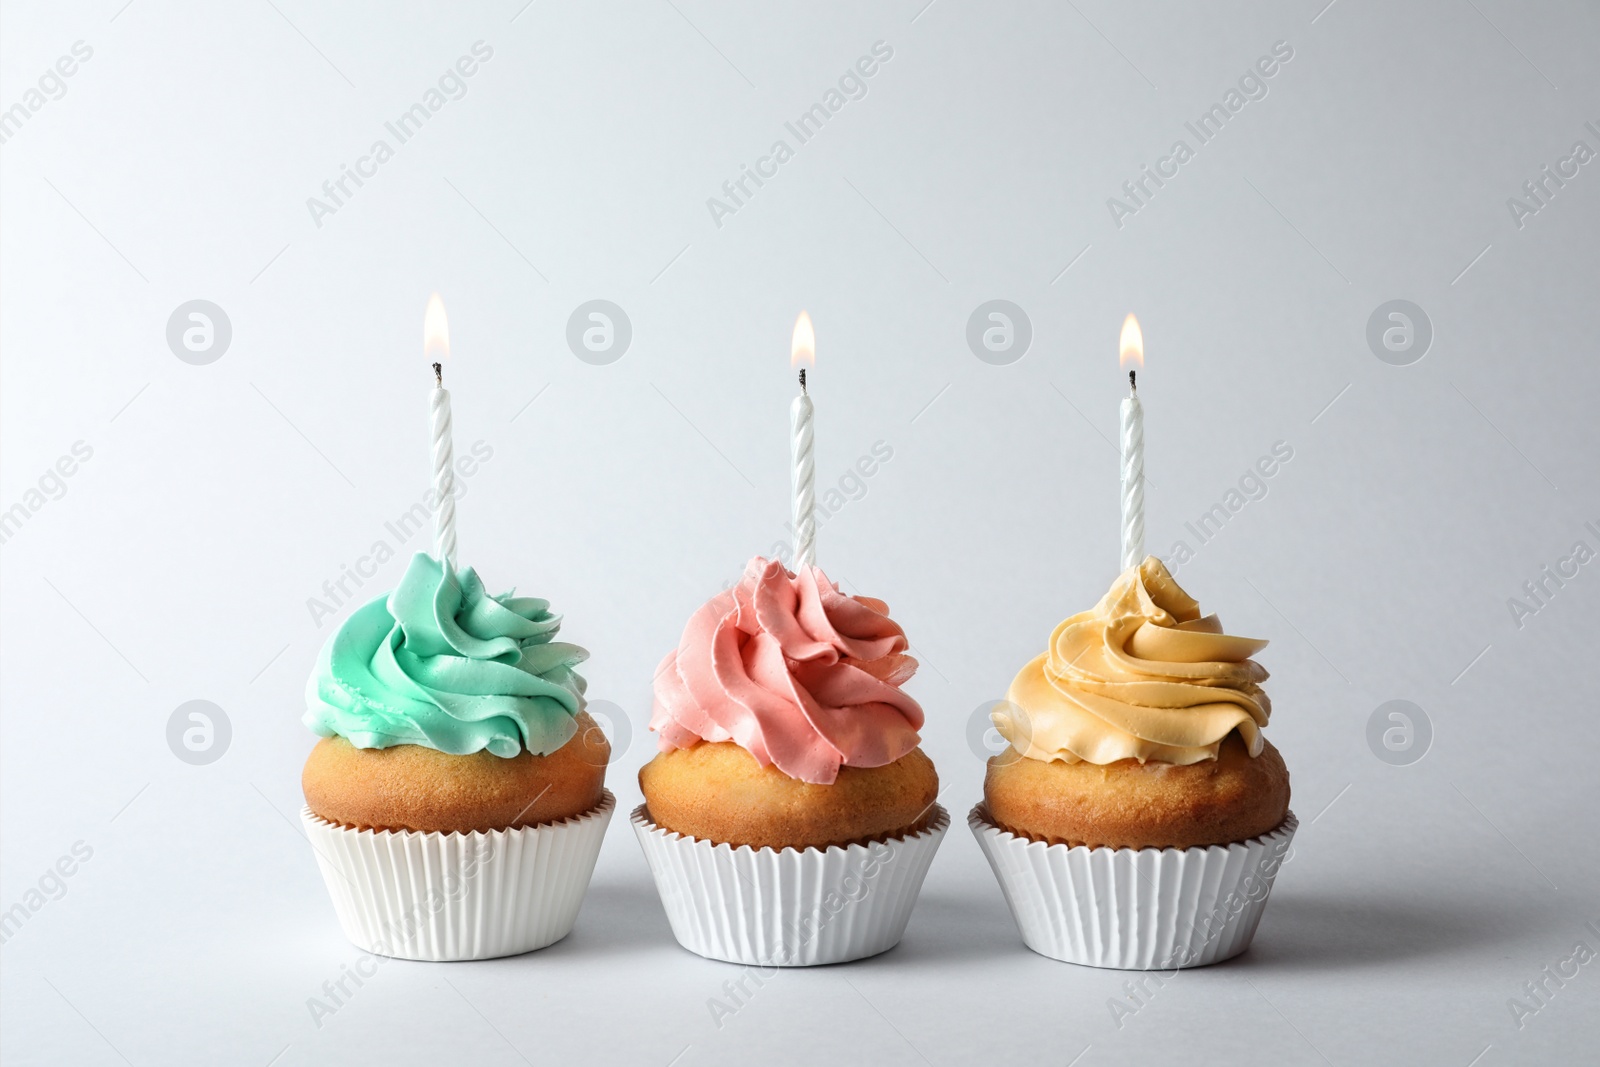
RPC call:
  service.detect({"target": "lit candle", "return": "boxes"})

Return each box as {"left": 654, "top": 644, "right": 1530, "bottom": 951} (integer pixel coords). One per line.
{"left": 790, "top": 311, "right": 816, "bottom": 572}
{"left": 425, "top": 293, "right": 457, "bottom": 567}
{"left": 1119, "top": 313, "right": 1145, "bottom": 574}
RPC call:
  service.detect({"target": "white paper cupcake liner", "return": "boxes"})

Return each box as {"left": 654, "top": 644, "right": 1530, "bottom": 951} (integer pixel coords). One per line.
{"left": 301, "top": 790, "right": 615, "bottom": 961}
{"left": 970, "top": 805, "right": 1297, "bottom": 970}
{"left": 632, "top": 804, "right": 949, "bottom": 967}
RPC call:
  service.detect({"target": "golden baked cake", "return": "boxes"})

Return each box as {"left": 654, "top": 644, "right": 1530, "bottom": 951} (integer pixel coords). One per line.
{"left": 633, "top": 556, "right": 950, "bottom": 967}
{"left": 984, "top": 556, "right": 1288, "bottom": 848}
{"left": 304, "top": 711, "right": 608, "bottom": 834}
{"left": 298, "top": 552, "right": 616, "bottom": 961}
{"left": 639, "top": 557, "right": 934, "bottom": 847}
{"left": 970, "top": 556, "right": 1298, "bottom": 969}
{"left": 641, "top": 740, "right": 935, "bottom": 849}
{"left": 303, "top": 554, "right": 606, "bottom": 832}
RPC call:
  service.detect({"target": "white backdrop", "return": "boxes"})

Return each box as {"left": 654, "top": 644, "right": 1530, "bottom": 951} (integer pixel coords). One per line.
{"left": 2, "top": 2, "right": 1597, "bottom": 1065}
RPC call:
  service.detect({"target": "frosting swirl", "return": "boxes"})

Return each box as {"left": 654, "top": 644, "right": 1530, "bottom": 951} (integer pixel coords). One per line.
{"left": 305, "top": 553, "right": 588, "bottom": 757}
{"left": 996, "top": 557, "right": 1270, "bottom": 765}
{"left": 650, "top": 556, "right": 923, "bottom": 785}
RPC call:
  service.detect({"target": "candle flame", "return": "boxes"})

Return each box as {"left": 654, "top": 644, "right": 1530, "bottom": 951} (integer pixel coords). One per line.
{"left": 1119, "top": 313, "right": 1144, "bottom": 370}
{"left": 790, "top": 310, "right": 815, "bottom": 368}
{"left": 424, "top": 292, "right": 451, "bottom": 362}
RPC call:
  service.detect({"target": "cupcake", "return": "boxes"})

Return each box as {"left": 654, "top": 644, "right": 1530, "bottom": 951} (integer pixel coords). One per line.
{"left": 971, "top": 557, "right": 1296, "bottom": 969}
{"left": 300, "top": 552, "right": 615, "bottom": 961}
{"left": 633, "top": 557, "right": 948, "bottom": 966}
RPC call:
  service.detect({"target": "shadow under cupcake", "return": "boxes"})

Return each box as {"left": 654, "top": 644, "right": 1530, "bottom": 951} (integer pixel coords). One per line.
{"left": 634, "top": 557, "right": 948, "bottom": 967}
{"left": 972, "top": 557, "right": 1296, "bottom": 970}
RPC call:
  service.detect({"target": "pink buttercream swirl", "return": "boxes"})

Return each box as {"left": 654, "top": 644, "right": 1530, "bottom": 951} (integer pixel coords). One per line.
{"left": 650, "top": 557, "right": 924, "bottom": 785}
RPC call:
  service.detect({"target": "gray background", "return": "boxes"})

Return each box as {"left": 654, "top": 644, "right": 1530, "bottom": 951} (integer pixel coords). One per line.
{"left": 2, "top": 1, "right": 1596, "bottom": 1064}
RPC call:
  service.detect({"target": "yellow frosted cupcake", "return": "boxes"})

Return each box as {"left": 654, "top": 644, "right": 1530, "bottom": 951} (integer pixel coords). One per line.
{"left": 972, "top": 557, "right": 1296, "bottom": 969}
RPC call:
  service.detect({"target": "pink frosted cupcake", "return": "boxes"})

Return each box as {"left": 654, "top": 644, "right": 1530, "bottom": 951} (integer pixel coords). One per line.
{"left": 633, "top": 557, "right": 948, "bottom": 966}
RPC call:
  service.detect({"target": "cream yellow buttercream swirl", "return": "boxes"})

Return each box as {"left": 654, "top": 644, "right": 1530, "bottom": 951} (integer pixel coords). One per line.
{"left": 995, "top": 557, "right": 1271, "bottom": 765}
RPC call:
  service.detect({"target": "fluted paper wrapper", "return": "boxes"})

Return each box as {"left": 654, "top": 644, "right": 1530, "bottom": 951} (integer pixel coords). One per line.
{"left": 632, "top": 804, "right": 949, "bottom": 967}
{"left": 302, "top": 790, "right": 615, "bottom": 961}
{"left": 971, "top": 806, "right": 1296, "bottom": 969}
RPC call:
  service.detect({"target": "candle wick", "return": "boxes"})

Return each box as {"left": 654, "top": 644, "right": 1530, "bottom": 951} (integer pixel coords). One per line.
{"left": 433, "top": 362, "right": 442, "bottom": 387}
{"left": 1129, "top": 369, "right": 1137, "bottom": 393}
{"left": 798, "top": 367, "right": 807, "bottom": 395}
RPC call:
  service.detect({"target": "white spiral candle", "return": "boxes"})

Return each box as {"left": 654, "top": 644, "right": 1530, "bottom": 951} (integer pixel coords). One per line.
{"left": 430, "top": 362, "right": 457, "bottom": 567}
{"left": 1119, "top": 377, "right": 1145, "bottom": 574}
{"left": 791, "top": 371, "right": 816, "bottom": 572}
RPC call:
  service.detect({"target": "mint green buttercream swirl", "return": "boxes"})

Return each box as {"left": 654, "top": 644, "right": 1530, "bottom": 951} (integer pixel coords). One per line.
{"left": 304, "top": 553, "right": 588, "bottom": 757}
